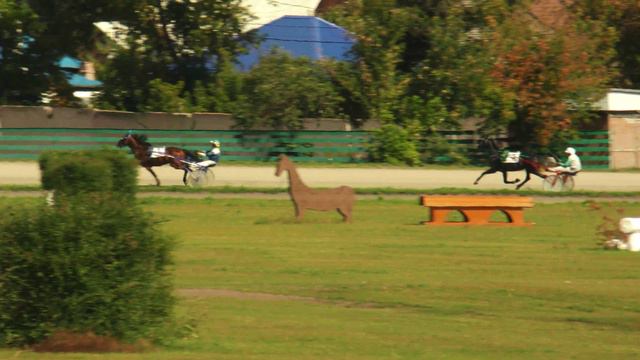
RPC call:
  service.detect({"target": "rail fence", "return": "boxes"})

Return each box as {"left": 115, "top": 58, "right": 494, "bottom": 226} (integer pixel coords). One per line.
{"left": 0, "top": 128, "right": 370, "bottom": 163}
{"left": 567, "top": 131, "right": 610, "bottom": 169}
{"left": 0, "top": 128, "right": 610, "bottom": 168}
{"left": 438, "top": 130, "right": 609, "bottom": 169}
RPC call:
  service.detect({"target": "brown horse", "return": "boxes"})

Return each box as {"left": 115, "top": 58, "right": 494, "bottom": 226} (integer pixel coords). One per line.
{"left": 116, "top": 133, "right": 194, "bottom": 186}
{"left": 275, "top": 154, "right": 355, "bottom": 222}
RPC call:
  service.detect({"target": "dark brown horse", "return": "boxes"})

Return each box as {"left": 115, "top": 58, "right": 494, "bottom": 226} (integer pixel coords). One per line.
{"left": 116, "top": 133, "right": 194, "bottom": 186}
{"left": 473, "top": 138, "right": 547, "bottom": 190}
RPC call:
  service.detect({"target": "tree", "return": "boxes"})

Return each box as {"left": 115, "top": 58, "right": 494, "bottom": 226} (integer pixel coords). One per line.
{"left": 95, "top": 0, "right": 253, "bottom": 112}
{"left": 1, "top": 0, "right": 136, "bottom": 105}
{"left": 488, "top": 6, "right": 614, "bottom": 149}
{"left": 572, "top": 0, "right": 640, "bottom": 88}
{"left": 323, "top": 0, "right": 412, "bottom": 124}
{"left": 406, "top": 1, "right": 515, "bottom": 135}
{"left": 0, "top": 0, "right": 52, "bottom": 104}
{"left": 234, "top": 51, "right": 344, "bottom": 130}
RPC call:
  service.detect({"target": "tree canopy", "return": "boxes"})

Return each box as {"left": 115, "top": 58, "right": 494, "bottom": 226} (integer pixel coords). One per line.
{"left": 2, "top": 0, "right": 637, "bottom": 161}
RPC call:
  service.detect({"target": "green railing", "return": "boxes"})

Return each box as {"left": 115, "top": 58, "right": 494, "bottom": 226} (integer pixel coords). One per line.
{"left": 568, "top": 131, "right": 609, "bottom": 169}
{"left": 0, "top": 128, "right": 371, "bottom": 163}
{"left": 0, "top": 128, "right": 611, "bottom": 168}
{"left": 438, "top": 130, "right": 610, "bottom": 169}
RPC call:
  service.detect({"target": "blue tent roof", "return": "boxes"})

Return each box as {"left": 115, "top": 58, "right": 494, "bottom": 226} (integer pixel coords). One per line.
{"left": 236, "top": 16, "right": 355, "bottom": 71}
{"left": 64, "top": 71, "right": 103, "bottom": 88}
{"left": 57, "top": 56, "right": 83, "bottom": 70}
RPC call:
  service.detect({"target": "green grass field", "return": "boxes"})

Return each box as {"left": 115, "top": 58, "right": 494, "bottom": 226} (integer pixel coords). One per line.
{"left": 1, "top": 196, "right": 639, "bottom": 359}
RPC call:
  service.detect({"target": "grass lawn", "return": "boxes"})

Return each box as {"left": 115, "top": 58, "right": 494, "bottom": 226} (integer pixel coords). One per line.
{"left": 1, "top": 196, "right": 639, "bottom": 359}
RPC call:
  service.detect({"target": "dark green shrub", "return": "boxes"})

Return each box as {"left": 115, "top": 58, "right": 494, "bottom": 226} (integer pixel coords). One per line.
{"left": 419, "top": 135, "right": 470, "bottom": 165}
{"left": 40, "top": 149, "right": 138, "bottom": 197}
{"left": 0, "top": 150, "right": 173, "bottom": 347}
{"left": 368, "top": 124, "right": 421, "bottom": 166}
{"left": 0, "top": 195, "right": 174, "bottom": 346}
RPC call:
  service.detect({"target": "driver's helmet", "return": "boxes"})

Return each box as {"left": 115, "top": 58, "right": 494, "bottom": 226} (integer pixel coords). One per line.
{"left": 210, "top": 139, "right": 220, "bottom": 147}
{"left": 564, "top": 147, "right": 576, "bottom": 155}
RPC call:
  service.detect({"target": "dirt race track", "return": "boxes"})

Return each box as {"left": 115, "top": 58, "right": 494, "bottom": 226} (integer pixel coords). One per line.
{"left": 1, "top": 161, "right": 639, "bottom": 192}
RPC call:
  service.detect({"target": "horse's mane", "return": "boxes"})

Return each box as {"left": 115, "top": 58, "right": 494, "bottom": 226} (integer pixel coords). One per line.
{"left": 131, "top": 134, "right": 151, "bottom": 147}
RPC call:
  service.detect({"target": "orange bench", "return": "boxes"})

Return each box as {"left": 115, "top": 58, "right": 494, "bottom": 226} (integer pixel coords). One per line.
{"left": 420, "top": 195, "right": 534, "bottom": 226}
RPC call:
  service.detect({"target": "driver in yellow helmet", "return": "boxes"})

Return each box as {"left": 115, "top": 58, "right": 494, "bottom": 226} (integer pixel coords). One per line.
{"left": 196, "top": 140, "right": 221, "bottom": 167}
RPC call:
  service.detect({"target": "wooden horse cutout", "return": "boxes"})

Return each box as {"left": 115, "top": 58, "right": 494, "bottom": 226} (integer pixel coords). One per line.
{"left": 275, "top": 155, "right": 355, "bottom": 222}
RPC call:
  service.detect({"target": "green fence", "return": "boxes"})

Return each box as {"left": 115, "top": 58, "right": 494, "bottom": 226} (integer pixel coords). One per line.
{"left": 0, "top": 128, "right": 371, "bottom": 163}
{"left": 568, "top": 131, "right": 609, "bottom": 169}
{"left": 439, "top": 130, "right": 610, "bottom": 169}
{"left": 0, "top": 128, "right": 610, "bottom": 168}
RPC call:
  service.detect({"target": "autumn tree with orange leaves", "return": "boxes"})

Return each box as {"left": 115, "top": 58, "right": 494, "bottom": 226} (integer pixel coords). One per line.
{"left": 488, "top": 10, "right": 615, "bottom": 151}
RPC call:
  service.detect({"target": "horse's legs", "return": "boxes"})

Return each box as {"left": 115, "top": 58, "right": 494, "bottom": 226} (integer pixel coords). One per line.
{"left": 294, "top": 202, "right": 305, "bottom": 220}
{"left": 516, "top": 171, "right": 531, "bottom": 190}
{"left": 531, "top": 169, "right": 548, "bottom": 179}
{"left": 474, "top": 168, "right": 497, "bottom": 184}
{"left": 337, "top": 207, "right": 352, "bottom": 223}
{"left": 501, "top": 171, "right": 519, "bottom": 184}
{"left": 182, "top": 169, "right": 188, "bottom": 186}
{"left": 145, "top": 167, "right": 161, "bottom": 186}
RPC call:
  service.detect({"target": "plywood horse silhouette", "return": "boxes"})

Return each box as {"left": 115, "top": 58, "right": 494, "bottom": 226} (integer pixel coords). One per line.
{"left": 275, "top": 155, "right": 355, "bottom": 222}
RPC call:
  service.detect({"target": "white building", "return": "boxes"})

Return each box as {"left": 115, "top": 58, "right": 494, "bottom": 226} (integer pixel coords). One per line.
{"left": 242, "top": 0, "right": 321, "bottom": 30}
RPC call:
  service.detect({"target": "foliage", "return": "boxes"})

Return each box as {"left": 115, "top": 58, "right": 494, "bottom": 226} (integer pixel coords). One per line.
{"left": 324, "top": 0, "right": 412, "bottom": 124}
{"left": 0, "top": 0, "right": 135, "bottom": 105}
{"left": 143, "top": 79, "right": 189, "bottom": 113}
{"left": 234, "top": 51, "right": 344, "bottom": 130}
{"left": 574, "top": 0, "right": 640, "bottom": 88}
{"left": 0, "top": 150, "right": 174, "bottom": 346}
{"left": 368, "top": 124, "right": 420, "bottom": 166}
{"left": 406, "top": 1, "right": 514, "bottom": 135}
{"left": 39, "top": 149, "right": 137, "bottom": 197}
{"left": 0, "top": 196, "right": 174, "bottom": 346}
{"left": 193, "top": 51, "right": 243, "bottom": 113}
{"left": 0, "top": 0, "right": 51, "bottom": 104}
{"left": 418, "top": 135, "right": 469, "bottom": 165}
{"left": 95, "top": 0, "right": 253, "bottom": 112}
{"left": 488, "top": 5, "right": 614, "bottom": 148}
{"left": 325, "top": 1, "right": 512, "bottom": 163}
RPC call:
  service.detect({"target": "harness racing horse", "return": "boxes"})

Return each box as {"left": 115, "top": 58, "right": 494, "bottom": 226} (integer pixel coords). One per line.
{"left": 116, "top": 133, "right": 195, "bottom": 186}
{"left": 275, "top": 154, "right": 355, "bottom": 222}
{"left": 473, "top": 138, "right": 547, "bottom": 190}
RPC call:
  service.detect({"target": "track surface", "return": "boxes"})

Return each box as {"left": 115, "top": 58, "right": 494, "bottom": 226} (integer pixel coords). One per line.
{"left": 1, "top": 161, "right": 639, "bottom": 192}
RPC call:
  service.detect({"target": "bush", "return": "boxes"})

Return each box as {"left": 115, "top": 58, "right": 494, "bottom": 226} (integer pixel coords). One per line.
{"left": 0, "top": 150, "right": 174, "bottom": 347}
{"left": 40, "top": 149, "right": 138, "bottom": 197}
{"left": 368, "top": 124, "right": 421, "bottom": 166}
{"left": 419, "top": 135, "right": 469, "bottom": 165}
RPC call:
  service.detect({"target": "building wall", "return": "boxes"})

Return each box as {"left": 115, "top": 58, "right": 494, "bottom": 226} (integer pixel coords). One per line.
{"left": 608, "top": 113, "right": 640, "bottom": 169}
{"left": 0, "top": 106, "right": 360, "bottom": 131}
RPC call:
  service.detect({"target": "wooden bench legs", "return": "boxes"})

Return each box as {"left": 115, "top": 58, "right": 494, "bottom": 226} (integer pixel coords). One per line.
{"left": 420, "top": 195, "right": 534, "bottom": 226}
{"left": 424, "top": 207, "right": 531, "bottom": 226}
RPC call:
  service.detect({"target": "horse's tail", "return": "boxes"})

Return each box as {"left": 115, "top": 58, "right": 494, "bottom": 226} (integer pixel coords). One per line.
{"left": 522, "top": 158, "right": 544, "bottom": 172}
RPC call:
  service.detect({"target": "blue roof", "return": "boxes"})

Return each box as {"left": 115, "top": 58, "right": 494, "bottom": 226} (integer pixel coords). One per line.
{"left": 57, "top": 56, "right": 83, "bottom": 70}
{"left": 65, "top": 71, "right": 103, "bottom": 88}
{"left": 236, "top": 16, "right": 355, "bottom": 71}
